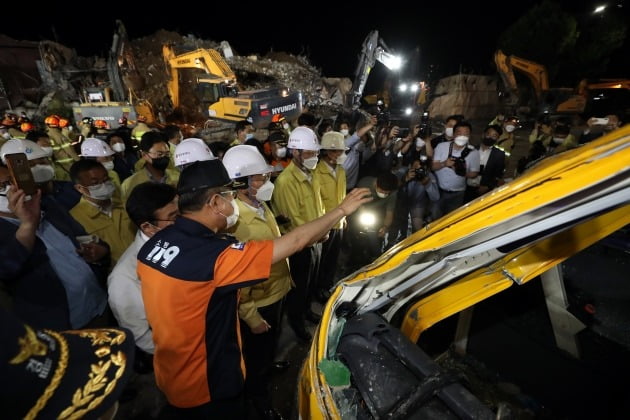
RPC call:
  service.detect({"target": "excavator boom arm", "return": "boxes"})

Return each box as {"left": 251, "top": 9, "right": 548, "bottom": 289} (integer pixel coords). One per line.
{"left": 495, "top": 49, "right": 550, "bottom": 103}
{"left": 162, "top": 45, "right": 237, "bottom": 108}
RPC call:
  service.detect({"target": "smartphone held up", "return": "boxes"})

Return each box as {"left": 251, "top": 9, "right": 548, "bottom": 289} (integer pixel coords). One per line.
{"left": 4, "top": 153, "right": 37, "bottom": 196}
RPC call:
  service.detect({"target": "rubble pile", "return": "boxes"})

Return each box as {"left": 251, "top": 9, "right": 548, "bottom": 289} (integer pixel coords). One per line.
{"left": 1, "top": 28, "right": 353, "bottom": 125}
{"left": 127, "top": 30, "right": 350, "bottom": 120}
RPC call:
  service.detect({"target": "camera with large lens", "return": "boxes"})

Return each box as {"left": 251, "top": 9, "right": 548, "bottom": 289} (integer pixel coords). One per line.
{"left": 419, "top": 111, "right": 432, "bottom": 138}
{"left": 375, "top": 99, "right": 390, "bottom": 125}
{"left": 414, "top": 155, "right": 430, "bottom": 180}
{"left": 453, "top": 157, "right": 467, "bottom": 177}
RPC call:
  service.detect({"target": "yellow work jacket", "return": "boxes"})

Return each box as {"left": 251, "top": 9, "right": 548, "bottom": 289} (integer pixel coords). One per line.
{"left": 168, "top": 142, "right": 177, "bottom": 170}
{"left": 314, "top": 160, "right": 346, "bottom": 230}
{"left": 69, "top": 197, "right": 136, "bottom": 266}
{"left": 230, "top": 199, "right": 292, "bottom": 329}
{"left": 120, "top": 167, "right": 180, "bottom": 203}
{"left": 271, "top": 161, "right": 324, "bottom": 234}
{"left": 46, "top": 127, "right": 78, "bottom": 173}
{"left": 131, "top": 122, "right": 150, "bottom": 141}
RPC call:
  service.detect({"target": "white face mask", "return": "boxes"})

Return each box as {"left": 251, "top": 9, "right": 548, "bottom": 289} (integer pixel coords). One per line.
{"left": 31, "top": 164, "right": 55, "bottom": 183}
{"left": 283, "top": 123, "right": 290, "bottom": 131}
{"left": 302, "top": 156, "right": 318, "bottom": 170}
{"left": 376, "top": 191, "right": 389, "bottom": 199}
{"left": 41, "top": 146, "right": 53, "bottom": 157}
{"left": 505, "top": 124, "right": 516, "bottom": 133}
{"left": 445, "top": 127, "right": 454, "bottom": 138}
{"left": 415, "top": 138, "right": 425, "bottom": 148}
{"left": 340, "top": 129, "right": 349, "bottom": 137}
{"left": 102, "top": 161, "right": 115, "bottom": 171}
{"left": 0, "top": 185, "right": 10, "bottom": 213}
{"left": 245, "top": 133, "right": 254, "bottom": 140}
{"left": 336, "top": 152, "right": 347, "bottom": 165}
{"left": 112, "top": 142, "right": 126, "bottom": 153}
{"left": 553, "top": 137, "right": 565, "bottom": 144}
{"left": 254, "top": 179, "right": 274, "bottom": 202}
{"left": 220, "top": 196, "right": 240, "bottom": 228}
{"left": 454, "top": 135, "right": 469, "bottom": 147}
{"left": 2, "top": 132, "right": 11, "bottom": 140}
{"left": 87, "top": 180, "right": 116, "bottom": 201}
{"left": 276, "top": 146, "right": 287, "bottom": 158}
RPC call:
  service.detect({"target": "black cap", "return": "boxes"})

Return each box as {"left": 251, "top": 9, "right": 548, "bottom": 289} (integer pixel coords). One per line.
{"left": 0, "top": 307, "right": 134, "bottom": 419}
{"left": 177, "top": 159, "right": 232, "bottom": 194}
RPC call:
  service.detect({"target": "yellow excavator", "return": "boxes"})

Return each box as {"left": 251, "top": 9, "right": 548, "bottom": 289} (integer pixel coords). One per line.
{"left": 495, "top": 50, "right": 630, "bottom": 117}
{"left": 162, "top": 45, "right": 302, "bottom": 128}
{"left": 494, "top": 49, "right": 586, "bottom": 115}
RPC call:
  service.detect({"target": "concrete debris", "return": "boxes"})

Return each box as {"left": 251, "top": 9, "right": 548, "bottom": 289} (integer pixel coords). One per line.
{"left": 1, "top": 29, "right": 351, "bottom": 123}
{"left": 127, "top": 30, "right": 350, "bottom": 120}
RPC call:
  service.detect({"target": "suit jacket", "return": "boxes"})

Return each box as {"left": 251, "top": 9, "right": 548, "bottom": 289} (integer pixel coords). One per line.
{"left": 480, "top": 146, "right": 506, "bottom": 190}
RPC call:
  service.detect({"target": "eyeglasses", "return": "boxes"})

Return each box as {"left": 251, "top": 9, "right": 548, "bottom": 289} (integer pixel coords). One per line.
{"left": 219, "top": 190, "right": 237, "bottom": 200}
{"left": 146, "top": 151, "right": 171, "bottom": 158}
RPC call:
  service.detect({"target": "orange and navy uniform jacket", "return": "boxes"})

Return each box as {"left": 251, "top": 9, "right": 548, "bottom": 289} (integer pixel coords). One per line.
{"left": 136, "top": 217, "right": 273, "bottom": 408}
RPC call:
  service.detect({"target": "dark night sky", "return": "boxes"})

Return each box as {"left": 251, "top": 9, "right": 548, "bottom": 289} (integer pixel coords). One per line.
{"left": 1, "top": 1, "right": 627, "bottom": 83}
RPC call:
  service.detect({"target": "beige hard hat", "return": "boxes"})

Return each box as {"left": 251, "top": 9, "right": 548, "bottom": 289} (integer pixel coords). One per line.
{"left": 287, "top": 127, "right": 320, "bottom": 151}
{"left": 174, "top": 138, "right": 215, "bottom": 168}
{"left": 80, "top": 137, "right": 115, "bottom": 157}
{"left": 222, "top": 145, "right": 273, "bottom": 178}
{"left": 1, "top": 139, "right": 49, "bottom": 164}
{"left": 320, "top": 132, "right": 349, "bottom": 151}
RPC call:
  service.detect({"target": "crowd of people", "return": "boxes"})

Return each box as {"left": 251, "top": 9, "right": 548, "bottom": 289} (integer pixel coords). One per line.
{"left": 0, "top": 106, "right": 624, "bottom": 419}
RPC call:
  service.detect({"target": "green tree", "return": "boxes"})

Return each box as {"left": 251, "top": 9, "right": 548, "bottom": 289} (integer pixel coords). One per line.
{"left": 565, "top": 11, "right": 627, "bottom": 82}
{"left": 498, "top": 0, "right": 577, "bottom": 83}
{"left": 498, "top": 0, "right": 627, "bottom": 85}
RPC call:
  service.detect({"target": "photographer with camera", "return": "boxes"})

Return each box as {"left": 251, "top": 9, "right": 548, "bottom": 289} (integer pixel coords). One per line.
{"left": 529, "top": 114, "right": 553, "bottom": 145}
{"left": 431, "top": 114, "right": 464, "bottom": 149}
{"left": 396, "top": 156, "right": 440, "bottom": 235}
{"left": 432, "top": 121, "right": 480, "bottom": 217}
{"left": 394, "top": 113, "right": 435, "bottom": 162}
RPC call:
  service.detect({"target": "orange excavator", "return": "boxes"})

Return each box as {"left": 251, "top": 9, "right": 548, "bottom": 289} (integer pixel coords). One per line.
{"left": 494, "top": 49, "right": 629, "bottom": 116}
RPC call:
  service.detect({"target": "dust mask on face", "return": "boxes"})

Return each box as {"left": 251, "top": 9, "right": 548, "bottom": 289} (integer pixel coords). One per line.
{"left": 376, "top": 191, "right": 389, "bottom": 199}
{"left": 336, "top": 153, "right": 347, "bottom": 164}
{"left": 302, "top": 156, "right": 318, "bottom": 170}
{"left": 112, "top": 142, "right": 126, "bottom": 153}
{"left": 505, "top": 124, "right": 516, "bottom": 133}
{"left": 553, "top": 137, "right": 565, "bottom": 144}
{"left": 246, "top": 133, "right": 254, "bottom": 140}
{"left": 102, "top": 161, "right": 115, "bottom": 171}
{"left": 340, "top": 129, "right": 349, "bottom": 137}
{"left": 0, "top": 185, "right": 11, "bottom": 213}
{"left": 415, "top": 138, "right": 425, "bottom": 148}
{"left": 220, "top": 196, "right": 240, "bottom": 228}
{"left": 283, "top": 123, "right": 290, "bottom": 131}
{"left": 454, "top": 136, "right": 469, "bottom": 147}
{"left": 276, "top": 146, "right": 287, "bottom": 158}
{"left": 31, "top": 164, "right": 55, "bottom": 183}
{"left": 41, "top": 146, "right": 53, "bottom": 157}
{"left": 445, "top": 127, "right": 454, "bottom": 138}
{"left": 254, "top": 180, "right": 274, "bottom": 202}
{"left": 87, "top": 180, "right": 116, "bottom": 201}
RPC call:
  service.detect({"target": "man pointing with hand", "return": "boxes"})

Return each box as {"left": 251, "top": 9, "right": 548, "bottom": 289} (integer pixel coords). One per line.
{"left": 137, "top": 158, "right": 372, "bottom": 419}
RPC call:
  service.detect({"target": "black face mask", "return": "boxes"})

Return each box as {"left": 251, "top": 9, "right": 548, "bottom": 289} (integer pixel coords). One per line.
{"left": 151, "top": 157, "right": 170, "bottom": 171}
{"left": 482, "top": 137, "right": 496, "bottom": 146}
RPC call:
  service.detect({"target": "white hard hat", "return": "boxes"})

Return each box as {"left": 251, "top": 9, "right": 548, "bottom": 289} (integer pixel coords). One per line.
{"left": 222, "top": 145, "right": 273, "bottom": 178}
{"left": 174, "top": 138, "right": 215, "bottom": 167}
{"left": 1, "top": 139, "right": 49, "bottom": 164}
{"left": 287, "top": 127, "right": 320, "bottom": 151}
{"left": 80, "top": 137, "right": 115, "bottom": 157}
{"left": 320, "top": 131, "right": 349, "bottom": 150}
